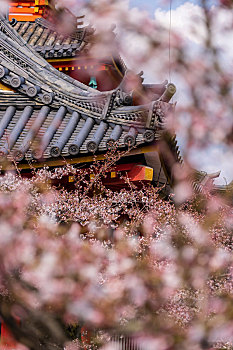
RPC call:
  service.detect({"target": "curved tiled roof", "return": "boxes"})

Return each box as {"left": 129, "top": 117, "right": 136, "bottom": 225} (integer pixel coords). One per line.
{"left": 0, "top": 14, "right": 176, "bottom": 164}
{"left": 0, "top": 94, "right": 148, "bottom": 161}
{"left": 0, "top": 92, "right": 170, "bottom": 162}
{"left": 10, "top": 17, "right": 94, "bottom": 59}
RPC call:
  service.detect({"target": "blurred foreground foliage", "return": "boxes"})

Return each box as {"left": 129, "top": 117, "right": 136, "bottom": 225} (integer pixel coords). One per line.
{"left": 0, "top": 161, "right": 231, "bottom": 350}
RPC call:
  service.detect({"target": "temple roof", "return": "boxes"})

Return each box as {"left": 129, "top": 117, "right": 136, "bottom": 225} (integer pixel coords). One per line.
{"left": 0, "top": 14, "right": 175, "bottom": 165}
{"left": 0, "top": 92, "right": 150, "bottom": 161}
{"left": 10, "top": 17, "right": 93, "bottom": 59}
{"left": 8, "top": 1, "right": 95, "bottom": 60}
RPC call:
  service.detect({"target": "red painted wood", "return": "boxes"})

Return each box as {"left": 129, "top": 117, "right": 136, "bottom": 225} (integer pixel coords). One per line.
{"left": 0, "top": 323, "right": 18, "bottom": 349}
{"left": 81, "top": 326, "right": 92, "bottom": 349}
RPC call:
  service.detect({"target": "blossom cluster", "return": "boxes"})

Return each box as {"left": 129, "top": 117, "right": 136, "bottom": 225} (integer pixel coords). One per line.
{"left": 0, "top": 163, "right": 232, "bottom": 349}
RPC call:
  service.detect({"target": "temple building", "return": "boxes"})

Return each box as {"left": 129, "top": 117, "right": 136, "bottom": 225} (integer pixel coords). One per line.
{"left": 0, "top": 0, "right": 184, "bottom": 193}
{"left": 0, "top": 1, "right": 228, "bottom": 193}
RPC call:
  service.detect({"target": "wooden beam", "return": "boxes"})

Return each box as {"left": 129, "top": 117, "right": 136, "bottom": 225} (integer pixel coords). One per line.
{"left": 0, "top": 145, "right": 158, "bottom": 171}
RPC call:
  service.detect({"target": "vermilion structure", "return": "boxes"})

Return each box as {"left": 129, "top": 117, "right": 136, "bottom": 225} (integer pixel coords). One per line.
{"left": 9, "top": 0, "right": 49, "bottom": 22}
